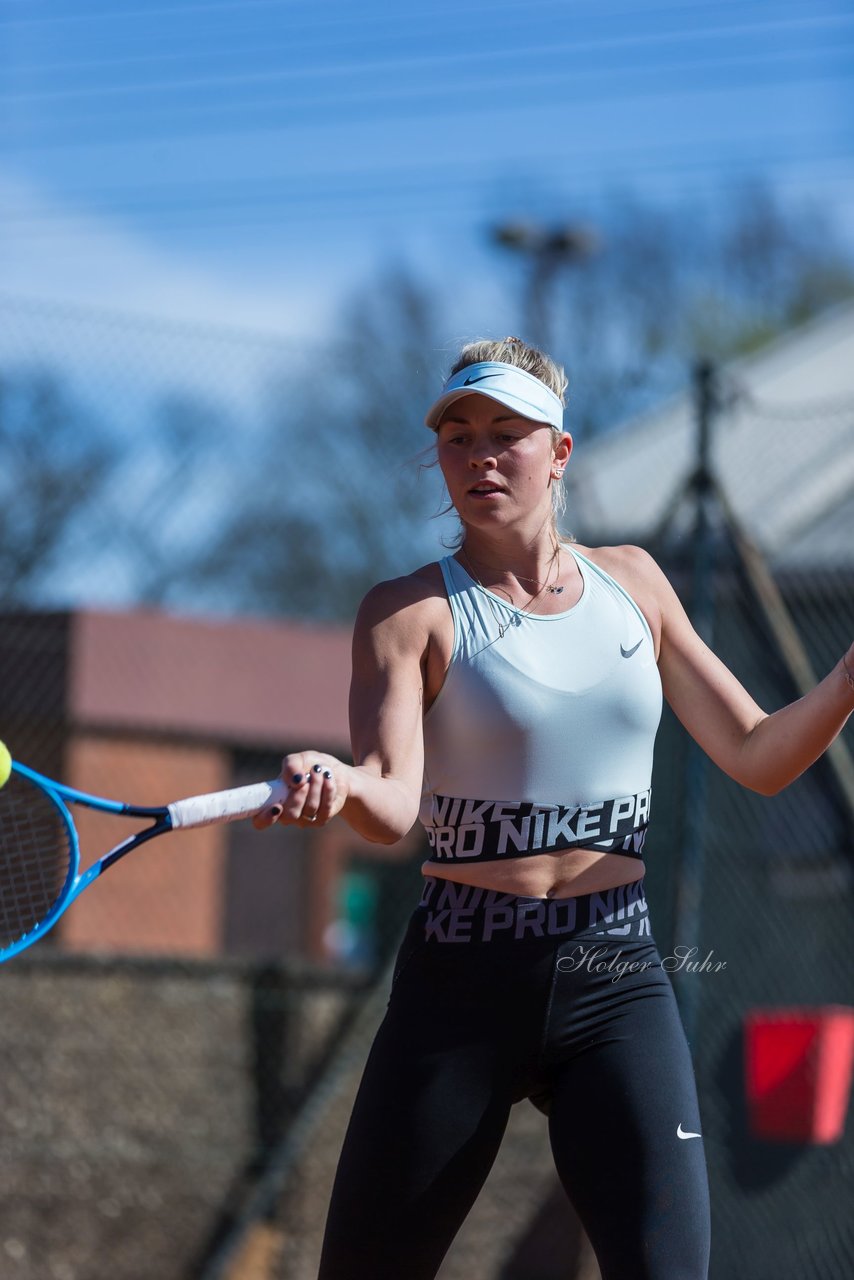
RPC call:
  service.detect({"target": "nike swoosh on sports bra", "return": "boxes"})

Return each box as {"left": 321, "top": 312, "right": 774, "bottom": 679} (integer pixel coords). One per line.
{"left": 420, "top": 547, "right": 663, "bottom": 864}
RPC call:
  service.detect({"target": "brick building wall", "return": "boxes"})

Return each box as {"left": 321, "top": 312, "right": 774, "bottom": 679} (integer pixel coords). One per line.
{"left": 0, "top": 607, "right": 421, "bottom": 964}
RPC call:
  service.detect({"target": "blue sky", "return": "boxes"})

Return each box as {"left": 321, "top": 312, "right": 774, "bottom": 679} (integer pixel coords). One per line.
{"left": 2, "top": 0, "right": 853, "bottom": 339}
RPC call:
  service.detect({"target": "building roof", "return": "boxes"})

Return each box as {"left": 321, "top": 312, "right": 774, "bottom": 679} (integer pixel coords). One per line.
{"left": 69, "top": 608, "right": 352, "bottom": 749}
{"left": 569, "top": 300, "right": 854, "bottom": 565}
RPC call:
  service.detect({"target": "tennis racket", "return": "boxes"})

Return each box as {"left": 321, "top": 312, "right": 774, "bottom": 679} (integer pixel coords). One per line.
{"left": 0, "top": 742, "right": 287, "bottom": 962}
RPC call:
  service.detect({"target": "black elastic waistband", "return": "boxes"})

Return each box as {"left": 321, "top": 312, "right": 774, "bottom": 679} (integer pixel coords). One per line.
{"left": 416, "top": 875, "right": 651, "bottom": 943}
{"left": 422, "top": 792, "right": 650, "bottom": 863}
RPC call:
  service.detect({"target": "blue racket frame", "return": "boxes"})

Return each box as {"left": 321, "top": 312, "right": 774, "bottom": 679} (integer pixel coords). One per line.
{"left": 2, "top": 761, "right": 173, "bottom": 961}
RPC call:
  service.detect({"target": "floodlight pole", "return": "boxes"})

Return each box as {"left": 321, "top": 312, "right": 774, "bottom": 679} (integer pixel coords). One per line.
{"left": 491, "top": 221, "right": 599, "bottom": 351}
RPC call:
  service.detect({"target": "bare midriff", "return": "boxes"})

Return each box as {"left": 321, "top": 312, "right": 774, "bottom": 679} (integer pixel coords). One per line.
{"left": 421, "top": 847, "right": 645, "bottom": 900}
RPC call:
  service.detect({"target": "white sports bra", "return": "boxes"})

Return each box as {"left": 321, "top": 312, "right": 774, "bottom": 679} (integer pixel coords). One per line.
{"left": 420, "top": 548, "right": 663, "bottom": 864}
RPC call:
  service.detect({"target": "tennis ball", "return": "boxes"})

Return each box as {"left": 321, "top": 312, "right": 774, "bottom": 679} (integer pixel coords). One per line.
{"left": 0, "top": 740, "right": 12, "bottom": 789}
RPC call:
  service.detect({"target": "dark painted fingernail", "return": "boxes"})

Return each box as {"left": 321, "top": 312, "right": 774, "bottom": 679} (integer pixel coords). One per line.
{"left": 313, "top": 763, "right": 324, "bottom": 773}
{"left": 292, "top": 773, "right": 303, "bottom": 784}
{"left": 269, "top": 805, "right": 283, "bottom": 821}
{"left": 323, "top": 769, "right": 332, "bottom": 779}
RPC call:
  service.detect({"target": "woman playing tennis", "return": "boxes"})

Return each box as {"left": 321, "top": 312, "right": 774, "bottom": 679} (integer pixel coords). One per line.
{"left": 257, "top": 337, "right": 854, "bottom": 1280}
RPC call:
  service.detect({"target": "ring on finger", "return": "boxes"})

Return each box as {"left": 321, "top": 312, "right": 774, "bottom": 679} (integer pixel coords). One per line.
{"left": 304, "top": 812, "right": 318, "bottom": 823}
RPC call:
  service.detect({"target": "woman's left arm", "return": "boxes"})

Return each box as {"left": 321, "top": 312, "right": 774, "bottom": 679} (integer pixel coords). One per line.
{"left": 637, "top": 548, "right": 854, "bottom": 796}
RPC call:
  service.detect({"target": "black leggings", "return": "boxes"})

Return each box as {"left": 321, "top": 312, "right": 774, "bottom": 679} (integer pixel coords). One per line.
{"left": 319, "top": 878, "right": 711, "bottom": 1280}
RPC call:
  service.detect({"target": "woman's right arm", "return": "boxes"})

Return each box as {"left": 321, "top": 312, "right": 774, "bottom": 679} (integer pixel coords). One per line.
{"left": 255, "top": 578, "right": 427, "bottom": 842}
{"left": 341, "top": 579, "right": 427, "bottom": 841}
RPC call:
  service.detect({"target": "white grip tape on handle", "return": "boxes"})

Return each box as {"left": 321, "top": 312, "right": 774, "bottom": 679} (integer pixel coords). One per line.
{"left": 168, "top": 779, "right": 289, "bottom": 830}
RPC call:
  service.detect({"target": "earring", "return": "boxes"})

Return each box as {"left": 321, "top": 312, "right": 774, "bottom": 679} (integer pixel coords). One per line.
{"left": 553, "top": 468, "right": 565, "bottom": 478}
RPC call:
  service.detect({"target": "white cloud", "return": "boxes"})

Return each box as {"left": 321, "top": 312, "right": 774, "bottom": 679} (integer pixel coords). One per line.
{"left": 0, "top": 168, "right": 332, "bottom": 338}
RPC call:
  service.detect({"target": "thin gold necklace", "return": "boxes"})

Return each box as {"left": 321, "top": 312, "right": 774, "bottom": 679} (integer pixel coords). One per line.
{"left": 461, "top": 545, "right": 566, "bottom": 595}
{"left": 459, "top": 548, "right": 557, "bottom": 639}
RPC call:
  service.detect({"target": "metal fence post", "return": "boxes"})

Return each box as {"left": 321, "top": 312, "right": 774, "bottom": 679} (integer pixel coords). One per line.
{"left": 672, "top": 359, "right": 719, "bottom": 1046}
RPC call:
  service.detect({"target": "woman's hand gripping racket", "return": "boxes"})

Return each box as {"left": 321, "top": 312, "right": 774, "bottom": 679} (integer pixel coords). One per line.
{"left": 0, "top": 740, "right": 287, "bottom": 962}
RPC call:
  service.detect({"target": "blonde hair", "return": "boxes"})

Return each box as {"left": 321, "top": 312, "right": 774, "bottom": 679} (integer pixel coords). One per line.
{"left": 448, "top": 336, "right": 568, "bottom": 404}
{"left": 445, "top": 336, "right": 570, "bottom": 523}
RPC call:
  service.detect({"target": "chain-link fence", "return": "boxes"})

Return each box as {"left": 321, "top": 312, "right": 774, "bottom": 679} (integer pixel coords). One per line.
{"left": 1, "top": 295, "right": 853, "bottom": 1279}
{"left": 646, "top": 496, "right": 854, "bottom": 1280}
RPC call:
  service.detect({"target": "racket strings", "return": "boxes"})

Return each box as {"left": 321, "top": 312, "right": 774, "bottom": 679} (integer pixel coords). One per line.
{"left": 0, "top": 773, "right": 74, "bottom": 949}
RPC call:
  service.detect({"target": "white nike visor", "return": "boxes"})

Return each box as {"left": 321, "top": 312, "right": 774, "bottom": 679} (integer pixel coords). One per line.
{"left": 425, "top": 361, "right": 565, "bottom": 432}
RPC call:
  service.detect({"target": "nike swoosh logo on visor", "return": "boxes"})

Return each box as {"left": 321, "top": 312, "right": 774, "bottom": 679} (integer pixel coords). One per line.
{"left": 463, "top": 373, "right": 503, "bottom": 385}
{"left": 677, "top": 1124, "right": 702, "bottom": 1140}
{"left": 620, "top": 640, "right": 643, "bottom": 659}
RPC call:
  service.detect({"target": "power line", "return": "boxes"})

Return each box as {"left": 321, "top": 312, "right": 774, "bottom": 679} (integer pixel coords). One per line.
{"left": 3, "top": 4, "right": 849, "bottom": 248}
{"left": 4, "top": 12, "right": 851, "bottom": 104}
{"left": 3, "top": 1, "right": 847, "bottom": 79}
{"left": 3, "top": 136, "right": 850, "bottom": 217}
{"left": 0, "top": 0, "right": 309, "bottom": 27}
{"left": 3, "top": 52, "right": 851, "bottom": 157}
{"left": 0, "top": 0, "right": 824, "bottom": 29}
{"left": 5, "top": 163, "right": 853, "bottom": 240}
